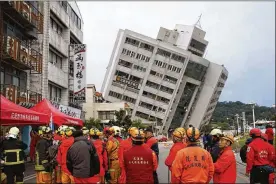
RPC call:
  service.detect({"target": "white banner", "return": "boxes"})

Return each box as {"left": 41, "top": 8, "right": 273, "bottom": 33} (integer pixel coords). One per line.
{"left": 58, "top": 104, "right": 81, "bottom": 119}
{"left": 73, "top": 44, "right": 86, "bottom": 103}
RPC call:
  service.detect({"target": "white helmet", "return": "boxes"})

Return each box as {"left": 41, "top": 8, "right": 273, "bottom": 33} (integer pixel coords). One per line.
{"left": 58, "top": 125, "right": 69, "bottom": 133}
{"left": 210, "top": 129, "right": 222, "bottom": 136}
{"left": 9, "top": 127, "right": 20, "bottom": 137}
{"left": 112, "top": 126, "right": 121, "bottom": 136}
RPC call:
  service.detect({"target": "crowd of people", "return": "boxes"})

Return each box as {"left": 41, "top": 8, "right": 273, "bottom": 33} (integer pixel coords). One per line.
{"left": 0, "top": 124, "right": 275, "bottom": 184}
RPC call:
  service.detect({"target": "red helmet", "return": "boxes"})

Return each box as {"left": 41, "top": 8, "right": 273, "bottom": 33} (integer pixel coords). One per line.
{"left": 261, "top": 133, "right": 268, "bottom": 141}
{"left": 249, "top": 128, "right": 261, "bottom": 137}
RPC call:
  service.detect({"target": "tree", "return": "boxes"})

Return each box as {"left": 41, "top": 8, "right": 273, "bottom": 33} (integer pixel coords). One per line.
{"left": 108, "top": 109, "right": 133, "bottom": 130}
{"left": 85, "top": 118, "right": 102, "bottom": 129}
{"left": 131, "top": 119, "right": 149, "bottom": 129}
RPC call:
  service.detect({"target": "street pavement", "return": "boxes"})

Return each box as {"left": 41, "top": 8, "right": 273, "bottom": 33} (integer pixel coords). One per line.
{"left": 24, "top": 142, "right": 249, "bottom": 183}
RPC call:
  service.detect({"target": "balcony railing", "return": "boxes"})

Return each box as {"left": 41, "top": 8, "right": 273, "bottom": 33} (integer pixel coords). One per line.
{"left": 4, "top": 1, "right": 44, "bottom": 33}
{"left": 2, "top": 35, "right": 42, "bottom": 74}
{"left": 1, "top": 84, "right": 42, "bottom": 106}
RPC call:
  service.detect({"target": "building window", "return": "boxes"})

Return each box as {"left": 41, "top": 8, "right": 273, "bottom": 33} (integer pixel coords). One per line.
{"left": 139, "top": 101, "right": 153, "bottom": 110}
{"left": 142, "top": 91, "right": 156, "bottom": 100}
{"left": 150, "top": 70, "right": 163, "bottom": 78}
{"left": 156, "top": 48, "right": 171, "bottom": 57}
{"left": 160, "top": 85, "right": 174, "bottom": 94}
{"left": 98, "top": 111, "right": 115, "bottom": 120}
{"left": 118, "top": 59, "right": 132, "bottom": 68}
{"left": 109, "top": 90, "right": 122, "bottom": 99}
{"left": 156, "top": 96, "right": 170, "bottom": 104}
{"left": 48, "top": 84, "right": 62, "bottom": 101}
{"left": 133, "top": 65, "right": 146, "bottom": 72}
{"left": 68, "top": 5, "right": 81, "bottom": 29}
{"left": 136, "top": 53, "right": 150, "bottom": 62}
{"left": 122, "top": 95, "right": 136, "bottom": 104}
{"left": 1, "top": 71, "right": 4, "bottom": 85}
{"left": 146, "top": 80, "right": 160, "bottom": 89}
{"left": 59, "top": 1, "right": 68, "bottom": 12}
{"left": 139, "top": 42, "right": 154, "bottom": 52}
{"left": 49, "top": 50, "right": 62, "bottom": 69}
{"left": 167, "top": 65, "right": 181, "bottom": 73}
{"left": 163, "top": 75, "right": 177, "bottom": 84}
{"left": 154, "top": 60, "right": 167, "bottom": 68}
{"left": 171, "top": 54, "right": 186, "bottom": 63}
{"left": 135, "top": 111, "right": 149, "bottom": 120}
{"left": 125, "top": 37, "right": 140, "bottom": 47}
{"left": 50, "top": 17, "right": 63, "bottom": 35}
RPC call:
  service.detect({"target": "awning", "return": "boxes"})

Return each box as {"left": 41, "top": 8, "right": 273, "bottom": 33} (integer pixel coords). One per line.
{"left": 0, "top": 95, "right": 50, "bottom": 126}
{"left": 30, "top": 99, "right": 83, "bottom": 127}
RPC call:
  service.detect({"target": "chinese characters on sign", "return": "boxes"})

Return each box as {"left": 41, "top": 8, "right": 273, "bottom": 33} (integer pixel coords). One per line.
{"left": 72, "top": 44, "right": 86, "bottom": 103}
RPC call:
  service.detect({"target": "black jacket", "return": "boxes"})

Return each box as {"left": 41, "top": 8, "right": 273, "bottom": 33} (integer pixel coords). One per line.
{"left": 67, "top": 136, "right": 96, "bottom": 178}
{"left": 35, "top": 138, "right": 52, "bottom": 171}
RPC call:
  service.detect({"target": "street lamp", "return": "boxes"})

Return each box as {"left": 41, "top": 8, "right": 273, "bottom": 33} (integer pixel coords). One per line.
{"left": 248, "top": 102, "right": 256, "bottom": 128}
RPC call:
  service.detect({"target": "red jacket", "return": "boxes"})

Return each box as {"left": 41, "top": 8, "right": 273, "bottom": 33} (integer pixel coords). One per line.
{"left": 56, "top": 137, "right": 74, "bottom": 174}
{"left": 265, "top": 128, "right": 274, "bottom": 141}
{"left": 123, "top": 145, "right": 157, "bottom": 183}
{"left": 214, "top": 146, "right": 236, "bottom": 183}
{"left": 92, "top": 139, "right": 108, "bottom": 176}
{"left": 246, "top": 138, "right": 273, "bottom": 173}
{"left": 165, "top": 142, "right": 186, "bottom": 171}
{"left": 115, "top": 136, "right": 123, "bottom": 143}
{"left": 118, "top": 138, "right": 133, "bottom": 183}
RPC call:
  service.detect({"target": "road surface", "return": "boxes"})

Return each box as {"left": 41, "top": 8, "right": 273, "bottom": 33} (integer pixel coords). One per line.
{"left": 23, "top": 142, "right": 249, "bottom": 183}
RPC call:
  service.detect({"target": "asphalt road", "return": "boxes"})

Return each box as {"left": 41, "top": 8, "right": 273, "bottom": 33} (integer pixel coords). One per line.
{"left": 24, "top": 142, "right": 249, "bottom": 183}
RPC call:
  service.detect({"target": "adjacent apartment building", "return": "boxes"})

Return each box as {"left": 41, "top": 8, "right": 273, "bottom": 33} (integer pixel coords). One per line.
{"left": 101, "top": 24, "right": 228, "bottom": 133}
{"left": 83, "top": 84, "right": 130, "bottom": 124}
{"left": 0, "top": 1, "right": 84, "bottom": 116}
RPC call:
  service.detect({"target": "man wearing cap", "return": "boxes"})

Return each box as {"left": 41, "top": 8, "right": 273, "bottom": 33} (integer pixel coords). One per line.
{"left": 144, "top": 127, "right": 159, "bottom": 184}
{"left": 1, "top": 127, "right": 27, "bottom": 184}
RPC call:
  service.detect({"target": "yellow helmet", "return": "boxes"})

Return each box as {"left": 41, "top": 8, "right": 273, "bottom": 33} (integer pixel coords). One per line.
{"left": 38, "top": 126, "right": 51, "bottom": 135}
{"left": 131, "top": 129, "right": 144, "bottom": 142}
{"left": 172, "top": 127, "right": 186, "bottom": 139}
{"left": 186, "top": 127, "right": 200, "bottom": 142}
{"left": 90, "top": 128, "right": 102, "bottom": 136}
{"left": 58, "top": 125, "right": 69, "bottom": 136}
{"left": 82, "top": 127, "right": 89, "bottom": 135}
{"left": 128, "top": 127, "right": 138, "bottom": 137}
{"left": 221, "top": 133, "right": 234, "bottom": 144}
{"left": 65, "top": 127, "right": 76, "bottom": 137}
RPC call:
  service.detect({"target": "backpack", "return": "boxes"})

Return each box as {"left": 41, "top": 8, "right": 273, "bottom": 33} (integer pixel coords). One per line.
{"left": 240, "top": 144, "right": 247, "bottom": 163}
{"left": 84, "top": 140, "right": 100, "bottom": 177}
{"left": 47, "top": 141, "right": 61, "bottom": 167}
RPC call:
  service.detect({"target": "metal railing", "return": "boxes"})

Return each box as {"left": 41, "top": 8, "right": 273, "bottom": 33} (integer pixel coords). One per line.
{"left": 2, "top": 35, "right": 43, "bottom": 74}
{"left": 0, "top": 84, "right": 42, "bottom": 105}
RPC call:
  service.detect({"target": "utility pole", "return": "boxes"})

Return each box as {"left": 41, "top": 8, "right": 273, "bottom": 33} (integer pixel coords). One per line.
{"left": 248, "top": 102, "right": 256, "bottom": 128}
{"left": 235, "top": 114, "right": 240, "bottom": 136}
{"left": 242, "top": 112, "right": 246, "bottom": 134}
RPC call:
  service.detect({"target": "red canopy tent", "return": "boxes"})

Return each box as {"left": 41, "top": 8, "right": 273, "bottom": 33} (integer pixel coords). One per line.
{"left": 30, "top": 99, "right": 83, "bottom": 127}
{"left": 0, "top": 95, "right": 50, "bottom": 126}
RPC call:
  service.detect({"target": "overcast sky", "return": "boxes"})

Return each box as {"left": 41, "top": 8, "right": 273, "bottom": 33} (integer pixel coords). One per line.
{"left": 78, "top": 1, "right": 275, "bottom": 107}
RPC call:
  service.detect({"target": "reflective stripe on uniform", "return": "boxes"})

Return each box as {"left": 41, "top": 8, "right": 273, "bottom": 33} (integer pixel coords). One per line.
{"left": 4, "top": 149, "right": 24, "bottom": 165}
{"left": 35, "top": 151, "right": 45, "bottom": 171}
{"left": 41, "top": 160, "right": 48, "bottom": 164}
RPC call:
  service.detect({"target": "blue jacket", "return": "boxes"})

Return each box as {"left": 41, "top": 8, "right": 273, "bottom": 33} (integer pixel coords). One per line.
{"left": 210, "top": 141, "right": 220, "bottom": 163}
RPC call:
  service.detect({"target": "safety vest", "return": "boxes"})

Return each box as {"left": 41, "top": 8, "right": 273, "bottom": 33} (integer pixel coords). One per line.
{"left": 124, "top": 145, "right": 154, "bottom": 183}
{"left": 4, "top": 149, "right": 24, "bottom": 165}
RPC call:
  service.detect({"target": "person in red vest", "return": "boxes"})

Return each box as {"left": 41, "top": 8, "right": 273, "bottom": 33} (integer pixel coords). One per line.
{"left": 89, "top": 128, "right": 108, "bottom": 184}
{"left": 144, "top": 127, "right": 159, "bottom": 184}
{"left": 29, "top": 128, "right": 39, "bottom": 162}
{"left": 261, "top": 133, "right": 275, "bottom": 184}
{"left": 122, "top": 129, "right": 158, "bottom": 183}
{"left": 56, "top": 127, "right": 75, "bottom": 184}
{"left": 213, "top": 133, "right": 236, "bottom": 183}
{"left": 165, "top": 127, "right": 187, "bottom": 182}
{"left": 265, "top": 124, "right": 274, "bottom": 145}
{"left": 246, "top": 128, "right": 273, "bottom": 184}
{"left": 118, "top": 127, "right": 138, "bottom": 183}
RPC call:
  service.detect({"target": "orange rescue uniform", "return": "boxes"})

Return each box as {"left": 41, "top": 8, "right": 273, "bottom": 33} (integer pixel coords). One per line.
{"left": 56, "top": 136, "right": 75, "bottom": 184}
{"left": 171, "top": 145, "right": 214, "bottom": 183}
{"left": 106, "top": 136, "right": 120, "bottom": 184}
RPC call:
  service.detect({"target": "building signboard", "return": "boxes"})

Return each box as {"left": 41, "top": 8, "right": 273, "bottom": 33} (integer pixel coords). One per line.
{"left": 72, "top": 44, "right": 86, "bottom": 103}
{"left": 115, "top": 76, "right": 139, "bottom": 89}
{"left": 58, "top": 104, "right": 82, "bottom": 119}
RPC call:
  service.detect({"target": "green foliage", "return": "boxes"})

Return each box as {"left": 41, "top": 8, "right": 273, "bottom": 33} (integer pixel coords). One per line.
{"left": 209, "top": 122, "right": 231, "bottom": 130}
{"left": 108, "top": 109, "right": 132, "bottom": 130}
{"left": 131, "top": 119, "right": 149, "bottom": 129}
{"left": 85, "top": 118, "right": 102, "bottom": 129}
{"left": 212, "top": 101, "right": 275, "bottom": 124}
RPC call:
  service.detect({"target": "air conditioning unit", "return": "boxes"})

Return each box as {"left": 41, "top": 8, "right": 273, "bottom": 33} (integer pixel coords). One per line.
{"left": 6, "top": 36, "right": 18, "bottom": 59}
{"left": 20, "top": 45, "right": 29, "bottom": 64}
{"left": 21, "top": 2, "right": 31, "bottom": 22}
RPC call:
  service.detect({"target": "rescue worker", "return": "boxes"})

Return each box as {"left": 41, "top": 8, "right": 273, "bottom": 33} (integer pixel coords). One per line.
{"left": 246, "top": 128, "right": 273, "bottom": 184}
{"left": 213, "top": 133, "right": 237, "bottom": 183}
{"left": 29, "top": 128, "right": 39, "bottom": 163}
{"left": 171, "top": 127, "right": 214, "bottom": 183}
{"left": 1, "top": 127, "right": 27, "bottom": 184}
{"left": 265, "top": 124, "right": 274, "bottom": 145}
{"left": 165, "top": 127, "right": 187, "bottom": 171}
{"left": 144, "top": 127, "right": 159, "bottom": 184}
{"left": 89, "top": 128, "right": 108, "bottom": 184}
{"left": 209, "top": 128, "right": 222, "bottom": 163}
{"left": 54, "top": 125, "right": 68, "bottom": 145}
{"left": 122, "top": 129, "right": 158, "bottom": 183}
{"left": 82, "top": 127, "right": 90, "bottom": 140}
{"left": 56, "top": 127, "right": 76, "bottom": 184}
{"left": 112, "top": 126, "right": 123, "bottom": 143}
{"left": 261, "top": 133, "right": 275, "bottom": 184}
{"left": 118, "top": 127, "right": 138, "bottom": 183}
{"left": 240, "top": 138, "right": 253, "bottom": 163}
{"left": 1, "top": 159, "right": 7, "bottom": 184}
{"left": 106, "top": 127, "right": 121, "bottom": 184}
{"left": 35, "top": 126, "right": 53, "bottom": 184}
